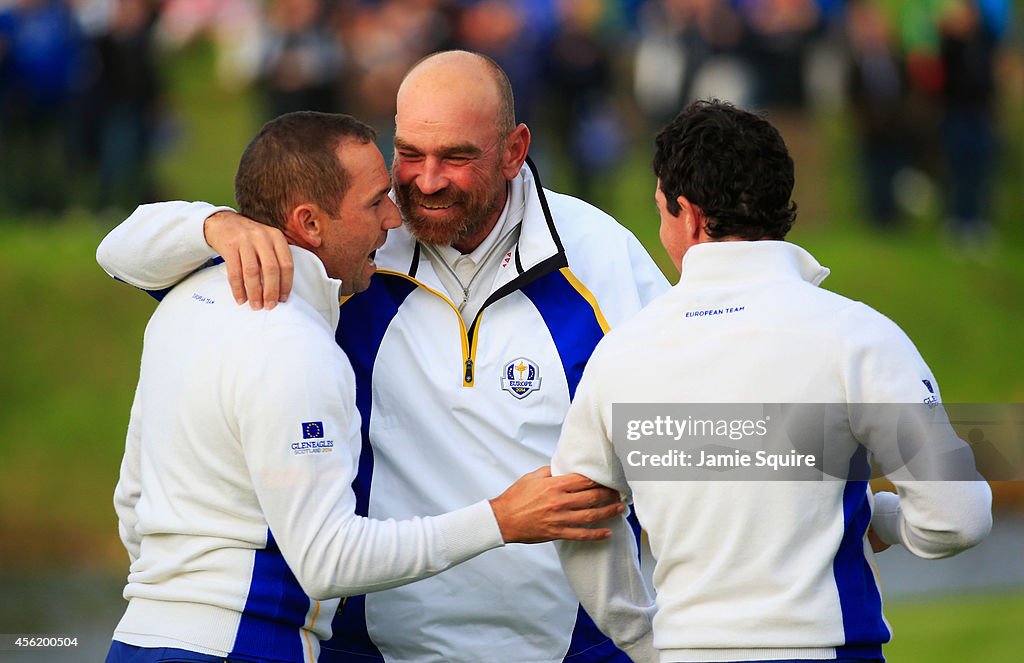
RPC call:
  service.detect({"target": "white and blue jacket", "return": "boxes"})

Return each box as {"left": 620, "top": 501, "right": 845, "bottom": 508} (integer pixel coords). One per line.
{"left": 107, "top": 247, "right": 505, "bottom": 663}
{"left": 96, "top": 161, "right": 670, "bottom": 662}
{"left": 553, "top": 241, "right": 993, "bottom": 663}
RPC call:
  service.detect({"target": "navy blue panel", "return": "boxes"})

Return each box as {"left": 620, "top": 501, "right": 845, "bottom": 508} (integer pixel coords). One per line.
{"left": 324, "top": 274, "right": 415, "bottom": 662}
{"left": 563, "top": 604, "right": 633, "bottom": 662}
{"left": 105, "top": 642, "right": 224, "bottom": 663}
{"left": 334, "top": 274, "right": 416, "bottom": 515}
{"left": 833, "top": 446, "right": 888, "bottom": 659}
{"left": 230, "top": 531, "right": 309, "bottom": 663}
{"left": 320, "top": 595, "right": 384, "bottom": 663}
{"left": 523, "top": 270, "right": 628, "bottom": 662}
{"left": 520, "top": 270, "right": 605, "bottom": 401}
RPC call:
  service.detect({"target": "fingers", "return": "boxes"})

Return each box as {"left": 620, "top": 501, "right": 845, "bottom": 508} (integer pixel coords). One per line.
{"left": 275, "top": 237, "right": 294, "bottom": 303}
{"left": 569, "top": 502, "right": 625, "bottom": 524}
{"left": 552, "top": 527, "right": 613, "bottom": 542}
{"left": 225, "top": 248, "right": 246, "bottom": 306}
{"left": 239, "top": 243, "right": 264, "bottom": 310}
{"left": 551, "top": 472, "right": 601, "bottom": 492}
{"left": 241, "top": 231, "right": 292, "bottom": 310}
{"left": 257, "top": 240, "right": 281, "bottom": 309}
{"left": 525, "top": 465, "right": 553, "bottom": 479}
{"left": 204, "top": 211, "right": 292, "bottom": 310}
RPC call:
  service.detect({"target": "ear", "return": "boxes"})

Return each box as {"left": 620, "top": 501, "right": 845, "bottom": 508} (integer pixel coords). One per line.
{"left": 500, "top": 124, "right": 531, "bottom": 179}
{"left": 677, "top": 195, "right": 707, "bottom": 243}
{"left": 283, "top": 204, "right": 325, "bottom": 250}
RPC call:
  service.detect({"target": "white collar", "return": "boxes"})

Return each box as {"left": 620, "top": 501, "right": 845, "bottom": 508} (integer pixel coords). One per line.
{"left": 288, "top": 246, "right": 343, "bottom": 330}
{"left": 434, "top": 175, "right": 527, "bottom": 264}
{"left": 678, "top": 241, "right": 830, "bottom": 289}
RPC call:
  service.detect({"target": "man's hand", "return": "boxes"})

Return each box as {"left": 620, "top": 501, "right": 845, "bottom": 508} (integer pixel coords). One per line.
{"left": 204, "top": 211, "right": 294, "bottom": 310}
{"left": 868, "top": 526, "right": 891, "bottom": 553}
{"left": 489, "top": 466, "right": 625, "bottom": 544}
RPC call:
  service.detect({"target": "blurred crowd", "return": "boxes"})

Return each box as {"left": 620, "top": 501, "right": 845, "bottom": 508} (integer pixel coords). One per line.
{"left": 0, "top": 0, "right": 1016, "bottom": 245}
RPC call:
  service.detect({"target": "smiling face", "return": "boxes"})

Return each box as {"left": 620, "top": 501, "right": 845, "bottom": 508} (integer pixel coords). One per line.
{"left": 391, "top": 52, "right": 526, "bottom": 252}
{"left": 319, "top": 140, "right": 402, "bottom": 294}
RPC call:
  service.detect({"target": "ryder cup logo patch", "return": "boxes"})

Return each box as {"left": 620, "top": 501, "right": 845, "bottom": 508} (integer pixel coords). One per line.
{"left": 501, "top": 357, "right": 542, "bottom": 400}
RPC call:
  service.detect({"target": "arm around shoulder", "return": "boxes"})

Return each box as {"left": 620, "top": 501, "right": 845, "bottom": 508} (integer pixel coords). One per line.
{"left": 96, "top": 201, "right": 229, "bottom": 290}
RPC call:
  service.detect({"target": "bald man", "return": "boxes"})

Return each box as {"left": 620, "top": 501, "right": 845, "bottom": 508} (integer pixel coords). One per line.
{"left": 96, "top": 51, "right": 669, "bottom": 662}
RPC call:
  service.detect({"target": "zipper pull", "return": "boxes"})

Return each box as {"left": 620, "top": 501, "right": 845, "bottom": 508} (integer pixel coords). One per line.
{"left": 464, "top": 359, "right": 474, "bottom": 384}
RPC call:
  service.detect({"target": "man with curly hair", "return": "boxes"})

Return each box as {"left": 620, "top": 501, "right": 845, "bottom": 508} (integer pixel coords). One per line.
{"left": 552, "top": 99, "right": 991, "bottom": 663}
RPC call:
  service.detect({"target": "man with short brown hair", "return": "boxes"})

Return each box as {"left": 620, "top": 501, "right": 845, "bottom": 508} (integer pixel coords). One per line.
{"left": 98, "top": 52, "right": 669, "bottom": 662}
{"left": 102, "top": 110, "right": 626, "bottom": 663}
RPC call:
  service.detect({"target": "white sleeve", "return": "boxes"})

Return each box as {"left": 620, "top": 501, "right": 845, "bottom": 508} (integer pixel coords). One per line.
{"left": 233, "top": 325, "right": 505, "bottom": 600}
{"left": 840, "top": 304, "right": 992, "bottom": 558}
{"left": 625, "top": 229, "right": 672, "bottom": 309}
{"left": 96, "top": 201, "right": 231, "bottom": 290}
{"left": 551, "top": 361, "right": 657, "bottom": 663}
{"left": 113, "top": 384, "right": 144, "bottom": 564}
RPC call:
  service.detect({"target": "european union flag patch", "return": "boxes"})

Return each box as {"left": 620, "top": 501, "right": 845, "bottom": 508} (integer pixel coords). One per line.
{"left": 302, "top": 421, "right": 324, "bottom": 439}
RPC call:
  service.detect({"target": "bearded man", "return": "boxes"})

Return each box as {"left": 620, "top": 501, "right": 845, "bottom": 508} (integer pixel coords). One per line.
{"left": 97, "top": 50, "right": 668, "bottom": 662}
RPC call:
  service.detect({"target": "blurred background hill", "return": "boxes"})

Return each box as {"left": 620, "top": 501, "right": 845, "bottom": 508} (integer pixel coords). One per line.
{"left": 1, "top": 0, "right": 1022, "bottom": 660}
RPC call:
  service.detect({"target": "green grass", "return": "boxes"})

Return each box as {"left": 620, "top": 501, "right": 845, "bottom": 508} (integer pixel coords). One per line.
{"left": 0, "top": 219, "right": 155, "bottom": 565}
{"left": 884, "top": 590, "right": 1024, "bottom": 660}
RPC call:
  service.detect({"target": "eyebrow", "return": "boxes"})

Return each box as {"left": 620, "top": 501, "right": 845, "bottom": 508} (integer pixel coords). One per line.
{"left": 393, "top": 139, "right": 482, "bottom": 158}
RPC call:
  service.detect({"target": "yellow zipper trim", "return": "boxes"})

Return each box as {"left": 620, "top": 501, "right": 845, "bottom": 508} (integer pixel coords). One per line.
{"left": 303, "top": 599, "right": 321, "bottom": 662}
{"left": 375, "top": 270, "right": 476, "bottom": 387}
{"left": 467, "top": 309, "right": 485, "bottom": 387}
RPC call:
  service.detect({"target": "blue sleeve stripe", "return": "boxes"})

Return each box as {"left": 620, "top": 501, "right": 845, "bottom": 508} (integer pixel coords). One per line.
{"left": 520, "top": 271, "right": 630, "bottom": 661}
{"left": 519, "top": 269, "right": 607, "bottom": 401}
{"left": 231, "top": 531, "right": 311, "bottom": 662}
{"left": 325, "top": 274, "right": 415, "bottom": 662}
{"left": 334, "top": 274, "right": 416, "bottom": 515}
{"left": 833, "top": 446, "right": 889, "bottom": 658}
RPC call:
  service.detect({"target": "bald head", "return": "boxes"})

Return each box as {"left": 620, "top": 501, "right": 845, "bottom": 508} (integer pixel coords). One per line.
{"left": 391, "top": 50, "right": 531, "bottom": 252}
{"left": 398, "top": 50, "right": 515, "bottom": 137}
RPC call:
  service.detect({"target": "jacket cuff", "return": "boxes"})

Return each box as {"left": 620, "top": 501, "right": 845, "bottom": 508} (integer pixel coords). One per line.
{"left": 870, "top": 490, "right": 902, "bottom": 545}
{"left": 185, "top": 203, "right": 235, "bottom": 257}
{"left": 436, "top": 499, "right": 506, "bottom": 562}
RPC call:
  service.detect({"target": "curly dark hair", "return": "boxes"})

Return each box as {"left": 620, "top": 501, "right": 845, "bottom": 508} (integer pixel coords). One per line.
{"left": 653, "top": 99, "right": 797, "bottom": 240}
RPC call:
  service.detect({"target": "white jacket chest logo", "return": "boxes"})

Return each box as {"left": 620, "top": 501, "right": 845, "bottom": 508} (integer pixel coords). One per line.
{"left": 500, "top": 357, "right": 542, "bottom": 399}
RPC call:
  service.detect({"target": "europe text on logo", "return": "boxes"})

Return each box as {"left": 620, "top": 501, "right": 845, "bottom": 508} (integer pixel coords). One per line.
{"left": 302, "top": 421, "right": 324, "bottom": 439}
{"left": 500, "top": 357, "right": 542, "bottom": 400}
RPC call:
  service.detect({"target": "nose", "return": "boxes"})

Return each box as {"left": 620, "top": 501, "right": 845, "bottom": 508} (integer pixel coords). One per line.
{"left": 381, "top": 197, "right": 402, "bottom": 230}
{"left": 415, "top": 157, "right": 448, "bottom": 195}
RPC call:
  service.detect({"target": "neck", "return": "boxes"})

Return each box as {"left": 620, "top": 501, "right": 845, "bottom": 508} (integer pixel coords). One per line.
{"left": 451, "top": 217, "right": 499, "bottom": 254}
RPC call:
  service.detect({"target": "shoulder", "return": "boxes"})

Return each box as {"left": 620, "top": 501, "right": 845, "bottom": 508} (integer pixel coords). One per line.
{"left": 834, "top": 298, "right": 919, "bottom": 351}
{"left": 542, "top": 188, "right": 639, "bottom": 249}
